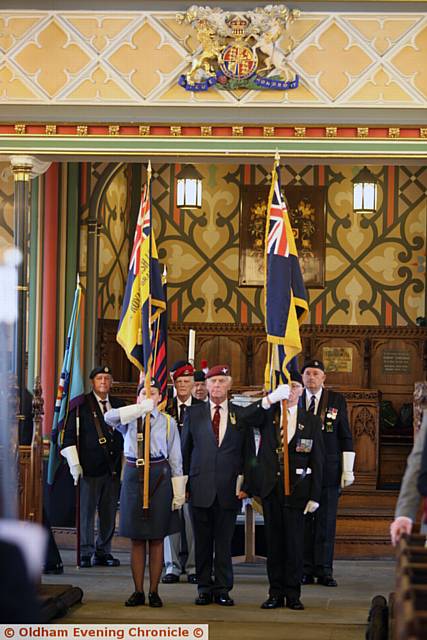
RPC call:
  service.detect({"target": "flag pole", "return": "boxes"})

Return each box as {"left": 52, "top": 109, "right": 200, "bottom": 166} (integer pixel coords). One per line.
{"left": 75, "top": 273, "right": 82, "bottom": 566}
{"left": 281, "top": 400, "right": 290, "bottom": 496}
{"left": 267, "top": 153, "right": 291, "bottom": 496}
{"left": 143, "top": 161, "right": 153, "bottom": 511}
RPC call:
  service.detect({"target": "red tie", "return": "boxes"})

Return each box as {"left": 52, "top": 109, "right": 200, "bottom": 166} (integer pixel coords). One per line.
{"left": 212, "top": 405, "right": 221, "bottom": 445}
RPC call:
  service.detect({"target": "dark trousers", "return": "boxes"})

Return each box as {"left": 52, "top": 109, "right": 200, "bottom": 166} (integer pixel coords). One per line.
{"left": 80, "top": 473, "right": 120, "bottom": 557}
{"left": 303, "top": 484, "right": 340, "bottom": 577}
{"left": 262, "top": 485, "right": 304, "bottom": 601}
{"left": 191, "top": 498, "right": 238, "bottom": 595}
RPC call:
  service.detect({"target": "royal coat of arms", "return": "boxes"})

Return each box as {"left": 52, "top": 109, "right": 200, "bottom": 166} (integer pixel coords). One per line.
{"left": 177, "top": 4, "right": 300, "bottom": 92}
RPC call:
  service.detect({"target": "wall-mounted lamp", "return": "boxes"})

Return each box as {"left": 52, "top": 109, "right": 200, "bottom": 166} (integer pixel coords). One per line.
{"left": 176, "top": 165, "right": 202, "bottom": 209}
{"left": 352, "top": 166, "right": 378, "bottom": 214}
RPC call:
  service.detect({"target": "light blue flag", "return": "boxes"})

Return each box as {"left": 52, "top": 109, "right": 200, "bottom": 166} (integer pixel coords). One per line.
{"left": 47, "top": 283, "right": 85, "bottom": 485}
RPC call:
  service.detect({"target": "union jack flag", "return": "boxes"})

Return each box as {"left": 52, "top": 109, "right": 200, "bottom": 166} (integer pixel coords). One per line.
{"left": 117, "top": 170, "right": 165, "bottom": 373}
{"left": 267, "top": 178, "right": 290, "bottom": 258}
{"left": 264, "top": 157, "right": 308, "bottom": 389}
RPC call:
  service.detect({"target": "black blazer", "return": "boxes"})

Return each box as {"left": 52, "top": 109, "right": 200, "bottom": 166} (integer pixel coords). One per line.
{"left": 240, "top": 402, "right": 324, "bottom": 508}
{"left": 300, "top": 389, "right": 353, "bottom": 487}
{"left": 62, "top": 392, "right": 125, "bottom": 477}
{"left": 181, "top": 401, "right": 247, "bottom": 510}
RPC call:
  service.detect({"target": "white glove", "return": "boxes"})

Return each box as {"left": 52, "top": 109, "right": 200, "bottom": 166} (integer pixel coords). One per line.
{"left": 304, "top": 500, "right": 319, "bottom": 515}
{"left": 171, "top": 475, "right": 188, "bottom": 510}
{"left": 118, "top": 399, "right": 154, "bottom": 424}
{"left": 390, "top": 516, "right": 413, "bottom": 547}
{"left": 341, "top": 451, "right": 356, "bottom": 488}
{"left": 235, "top": 474, "right": 244, "bottom": 496}
{"left": 262, "top": 384, "right": 290, "bottom": 409}
{"left": 60, "top": 445, "right": 83, "bottom": 486}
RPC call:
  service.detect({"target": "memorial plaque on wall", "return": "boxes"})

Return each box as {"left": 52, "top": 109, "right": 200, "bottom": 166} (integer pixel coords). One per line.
{"left": 382, "top": 350, "right": 411, "bottom": 374}
{"left": 322, "top": 347, "right": 353, "bottom": 373}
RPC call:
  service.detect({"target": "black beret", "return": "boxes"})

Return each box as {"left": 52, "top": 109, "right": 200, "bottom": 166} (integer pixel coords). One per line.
{"left": 89, "top": 365, "right": 112, "bottom": 379}
{"left": 290, "top": 370, "right": 303, "bottom": 384}
{"left": 137, "top": 378, "right": 161, "bottom": 396}
{"left": 193, "top": 370, "right": 206, "bottom": 382}
{"left": 301, "top": 359, "right": 325, "bottom": 373}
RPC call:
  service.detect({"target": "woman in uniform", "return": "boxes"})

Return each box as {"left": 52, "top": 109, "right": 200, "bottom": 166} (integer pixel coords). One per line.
{"left": 105, "top": 378, "right": 186, "bottom": 607}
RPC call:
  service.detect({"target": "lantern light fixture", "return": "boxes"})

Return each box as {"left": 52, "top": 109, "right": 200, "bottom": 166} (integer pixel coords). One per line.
{"left": 352, "top": 166, "right": 378, "bottom": 214}
{"left": 176, "top": 165, "right": 202, "bottom": 209}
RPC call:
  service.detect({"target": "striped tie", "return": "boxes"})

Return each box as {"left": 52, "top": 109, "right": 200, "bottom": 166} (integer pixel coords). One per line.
{"left": 308, "top": 395, "right": 316, "bottom": 414}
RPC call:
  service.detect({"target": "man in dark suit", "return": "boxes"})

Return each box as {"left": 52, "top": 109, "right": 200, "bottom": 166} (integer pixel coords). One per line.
{"left": 61, "top": 365, "right": 125, "bottom": 568}
{"left": 241, "top": 371, "right": 324, "bottom": 610}
{"left": 182, "top": 364, "right": 253, "bottom": 606}
{"left": 163, "top": 361, "right": 202, "bottom": 584}
{"left": 301, "top": 359, "right": 355, "bottom": 587}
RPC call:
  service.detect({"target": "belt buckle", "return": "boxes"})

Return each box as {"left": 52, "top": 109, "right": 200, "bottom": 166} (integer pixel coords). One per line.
{"left": 276, "top": 447, "right": 283, "bottom": 454}
{"left": 98, "top": 437, "right": 107, "bottom": 445}
{"left": 136, "top": 458, "right": 145, "bottom": 467}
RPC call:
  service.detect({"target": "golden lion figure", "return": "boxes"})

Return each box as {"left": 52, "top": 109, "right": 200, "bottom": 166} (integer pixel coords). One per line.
{"left": 187, "top": 22, "right": 224, "bottom": 84}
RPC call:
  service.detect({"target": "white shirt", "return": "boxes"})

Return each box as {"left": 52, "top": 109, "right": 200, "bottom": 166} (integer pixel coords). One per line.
{"left": 94, "top": 392, "right": 111, "bottom": 414}
{"left": 306, "top": 389, "right": 322, "bottom": 414}
{"left": 209, "top": 399, "right": 228, "bottom": 446}
{"left": 178, "top": 395, "right": 193, "bottom": 413}
{"left": 287, "top": 405, "right": 298, "bottom": 443}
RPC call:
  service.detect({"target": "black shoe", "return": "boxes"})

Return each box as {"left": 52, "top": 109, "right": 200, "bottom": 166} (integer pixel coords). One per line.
{"left": 287, "top": 598, "right": 305, "bottom": 610}
{"left": 301, "top": 574, "right": 315, "bottom": 585}
{"left": 148, "top": 592, "right": 163, "bottom": 608}
{"left": 125, "top": 591, "right": 145, "bottom": 607}
{"left": 317, "top": 576, "right": 337, "bottom": 587}
{"left": 195, "top": 593, "right": 213, "bottom": 605}
{"left": 43, "top": 563, "right": 64, "bottom": 575}
{"left": 80, "top": 556, "right": 92, "bottom": 568}
{"left": 187, "top": 574, "right": 197, "bottom": 584}
{"left": 161, "top": 573, "right": 180, "bottom": 584}
{"left": 93, "top": 553, "right": 120, "bottom": 567}
{"left": 214, "top": 593, "right": 234, "bottom": 606}
{"left": 261, "top": 595, "right": 285, "bottom": 609}
{"left": 261, "top": 596, "right": 285, "bottom": 609}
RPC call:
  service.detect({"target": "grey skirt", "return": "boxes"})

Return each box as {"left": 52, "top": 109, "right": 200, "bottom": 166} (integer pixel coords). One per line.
{"left": 119, "top": 460, "right": 180, "bottom": 540}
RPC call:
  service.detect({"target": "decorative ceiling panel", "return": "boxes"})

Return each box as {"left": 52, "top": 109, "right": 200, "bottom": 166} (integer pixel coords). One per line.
{"left": 0, "top": 9, "right": 425, "bottom": 108}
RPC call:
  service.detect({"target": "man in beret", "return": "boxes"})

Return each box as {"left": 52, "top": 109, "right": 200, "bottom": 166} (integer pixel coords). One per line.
{"left": 240, "top": 370, "right": 324, "bottom": 610}
{"left": 61, "top": 365, "right": 125, "bottom": 568}
{"left": 301, "top": 359, "right": 355, "bottom": 587}
{"left": 192, "top": 370, "right": 208, "bottom": 402}
{"left": 181, "top": 364, "right": 272, "bottom": 606}
{"left": 162, "top": 362, "right": 203, "bottom": 584}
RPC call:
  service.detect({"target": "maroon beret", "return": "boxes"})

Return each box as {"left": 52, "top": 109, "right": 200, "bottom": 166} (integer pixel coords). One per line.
{"left": 206, "top": 364, "right": 230, "bottom": 379}
{"left": 173, "top": 363, "right": 194, "bottom": 381}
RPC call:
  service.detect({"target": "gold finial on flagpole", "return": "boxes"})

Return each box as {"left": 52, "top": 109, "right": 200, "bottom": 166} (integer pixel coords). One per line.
{"left": 147, "top": 160, "right": 152, "bottom": 179}
{"left": 275, "top": 150, "right": 280, "bottom": 162}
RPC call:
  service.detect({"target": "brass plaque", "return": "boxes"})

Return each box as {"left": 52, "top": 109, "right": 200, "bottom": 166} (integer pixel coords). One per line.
{"left": 382, "top": 350, "right": 411, "bottom": 374}
{"left": 322, "top": 347, "right": 353, "bottom": 373}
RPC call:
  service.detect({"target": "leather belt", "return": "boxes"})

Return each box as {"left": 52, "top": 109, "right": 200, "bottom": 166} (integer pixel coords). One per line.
{"left": 126, "top": 456, "right": 166, "bottom": 467}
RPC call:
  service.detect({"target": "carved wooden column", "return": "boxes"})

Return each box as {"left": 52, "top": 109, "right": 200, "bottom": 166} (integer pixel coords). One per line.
{"left": 26, "top": 377, "right": 44, "bottom": 523}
